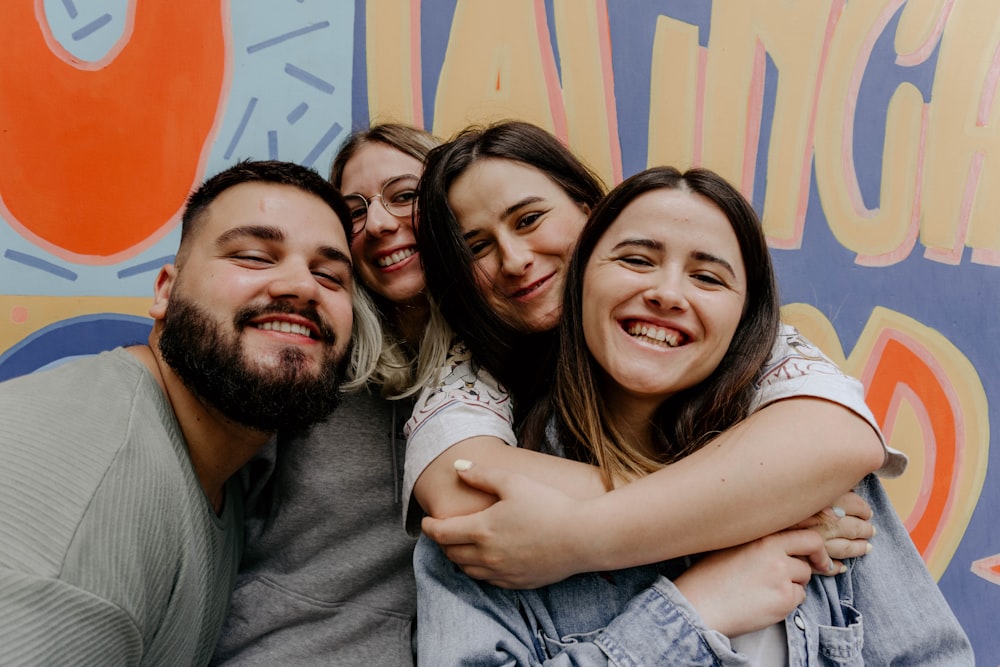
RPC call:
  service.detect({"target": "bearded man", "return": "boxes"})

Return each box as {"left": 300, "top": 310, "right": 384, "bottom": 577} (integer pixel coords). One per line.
{"left": 0, "top": 160, "right": 360, "bottom": 666}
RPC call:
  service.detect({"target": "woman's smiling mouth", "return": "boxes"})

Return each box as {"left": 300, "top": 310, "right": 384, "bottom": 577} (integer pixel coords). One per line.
{"left": 622, "top": 320, "right": 686, "bottom": 348}
{"left": 376, "top": 246, "right": 417, "bottom": 268}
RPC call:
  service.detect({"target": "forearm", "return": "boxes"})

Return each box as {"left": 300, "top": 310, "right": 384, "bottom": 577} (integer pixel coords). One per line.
{"left": 413, "top": 435, "right": 606, "bottom": 519}
{"left": 577, "top": 398, "right": 885, "bottom": 573}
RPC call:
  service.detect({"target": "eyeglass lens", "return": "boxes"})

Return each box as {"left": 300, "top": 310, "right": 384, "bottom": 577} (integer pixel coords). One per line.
{"left": 345, "top": 175, "right": 418, "bottom": 235}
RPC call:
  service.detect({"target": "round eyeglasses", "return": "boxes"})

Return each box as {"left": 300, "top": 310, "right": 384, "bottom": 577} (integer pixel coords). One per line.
{"left": 343, "top": 174, "right": 419, "bottom": 236}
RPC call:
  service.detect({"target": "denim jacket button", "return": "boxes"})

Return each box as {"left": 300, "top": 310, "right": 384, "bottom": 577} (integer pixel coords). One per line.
{"left": 794, "top": 614, "right": 806, "bottom": 631}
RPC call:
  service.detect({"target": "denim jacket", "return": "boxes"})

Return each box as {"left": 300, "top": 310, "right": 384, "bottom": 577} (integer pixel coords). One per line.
{"left": 415, "top": 474, "right": 972, "bottom": 665}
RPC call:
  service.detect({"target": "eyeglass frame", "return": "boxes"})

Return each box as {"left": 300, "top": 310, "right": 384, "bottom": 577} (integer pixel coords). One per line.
{"left": 343, "top": 173, "right": 420, "bottom": 236}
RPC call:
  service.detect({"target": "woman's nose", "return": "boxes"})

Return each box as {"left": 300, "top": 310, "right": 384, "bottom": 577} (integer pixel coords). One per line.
{"left": 498, "top": 239, "right": 532, "bottom": 277}
{"left": 644, "top": 272, "right": 688, "bottom": 311}
{"left": 363, "top": 197, "right": 402, "bottom": 237}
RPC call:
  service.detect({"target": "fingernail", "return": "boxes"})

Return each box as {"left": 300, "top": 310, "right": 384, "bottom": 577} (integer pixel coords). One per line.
{"left": 454, "top": 459, "right": 473, "bottom": 471}
{"left": 832, "top": 506, "right": 846, "bottom": 519}
{"left": 827, "top": 561, "right": 838, "bottom": 574}
{"left": 870, "top": 525, "right": 877, "bottom": 537}
{"left": 865, "top": 542, "right": 873, "bottom": 554}
{"left": 839, "top": 564, "right": 848, "bottom": 574}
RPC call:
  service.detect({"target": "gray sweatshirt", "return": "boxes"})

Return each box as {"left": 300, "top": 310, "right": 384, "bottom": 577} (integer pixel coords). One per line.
{"left": 213, "top": 389, "right": 417, "bottom": 666}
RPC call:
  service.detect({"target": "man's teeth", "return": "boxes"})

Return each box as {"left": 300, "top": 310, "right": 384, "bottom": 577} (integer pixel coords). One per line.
{"left": 626, "top": 322, "right": 680, "bottom": 347}
{"left": 257, "top": 321, "right": 312, "bottom": 337}
{"left": 378, "top": 247, "right": 416, "bottom": 268}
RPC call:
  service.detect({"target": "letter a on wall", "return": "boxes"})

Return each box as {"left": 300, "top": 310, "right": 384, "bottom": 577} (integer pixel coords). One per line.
{"left": 0, "top": 1, "right": 228, "bottom": 262}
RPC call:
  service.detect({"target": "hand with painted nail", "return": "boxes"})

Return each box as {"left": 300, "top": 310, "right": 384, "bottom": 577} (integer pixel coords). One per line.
{"left": 793, "top": 490, "right": 875, "bottom": 569}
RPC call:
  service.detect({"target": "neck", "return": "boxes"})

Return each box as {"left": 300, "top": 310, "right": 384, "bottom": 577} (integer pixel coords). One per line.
{"left": 128, "top": 342, "right": 271, "bottom": 514}
{"left": 604, "top": 388, "right": 661, "bottom": 460}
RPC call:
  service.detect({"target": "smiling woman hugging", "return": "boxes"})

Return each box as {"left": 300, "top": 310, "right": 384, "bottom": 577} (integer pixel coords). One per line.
{"left": 414, "top": 165, "right": 971, "bottom": 665}
{"left": 404, "top": 121, "right": 896, "bottom": 589}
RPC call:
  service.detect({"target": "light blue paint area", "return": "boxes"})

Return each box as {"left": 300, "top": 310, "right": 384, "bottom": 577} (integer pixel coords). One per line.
{"left": 0, "top": 2, "right": 355, "bottom": 298}
{"left": 42, "top": 0, "right": 128, "bottom": 62}
{"left": 209, "top": 2, "right": 354, "bottom": 172}
{"left": 0, "top": 229, "right": 181, "bottom": 297}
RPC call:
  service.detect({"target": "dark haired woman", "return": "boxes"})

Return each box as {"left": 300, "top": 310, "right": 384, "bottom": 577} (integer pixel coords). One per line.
{"left": 404, "top": 121, "right": 901, "bottom": 591}
{"left": 415, "top": 166, "right": 971, "bottom": 664}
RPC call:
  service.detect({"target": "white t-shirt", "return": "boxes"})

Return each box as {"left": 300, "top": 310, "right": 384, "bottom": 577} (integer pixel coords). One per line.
{"left": 403, "top": 324, "right": 906, "bottom": 532}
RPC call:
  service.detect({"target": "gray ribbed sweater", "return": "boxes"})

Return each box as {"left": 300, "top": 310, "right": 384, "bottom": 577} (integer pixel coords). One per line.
{"left": 0, "top": 349, "right": 243, "bottom": 666}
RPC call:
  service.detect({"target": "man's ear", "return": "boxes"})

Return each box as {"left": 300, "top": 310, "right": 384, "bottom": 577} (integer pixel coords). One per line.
{"left": 149, "top": 264, "right": 177, "bottom": 320}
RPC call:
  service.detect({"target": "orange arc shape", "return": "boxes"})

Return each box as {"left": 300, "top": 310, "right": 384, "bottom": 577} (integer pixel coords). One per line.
{"left": 0, "top": 0, "right": 228, "bottom": 260}
{"left": 865, "top": 339, "right": 957, "bottom": 555}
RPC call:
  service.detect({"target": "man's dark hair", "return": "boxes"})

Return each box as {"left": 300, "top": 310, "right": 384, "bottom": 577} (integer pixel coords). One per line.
{"left": 180, "top": 159, "right": 352, "bottom": 251}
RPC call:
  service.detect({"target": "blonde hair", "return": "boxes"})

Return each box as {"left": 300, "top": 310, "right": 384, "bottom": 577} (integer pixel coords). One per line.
{"left": 341, "top": 279, "right": 385, "bottom": 392}
{"left": 345, "top": 290, "right": 454, "bottom": 399}
{"left": 331, "top": 123, "right": 447, "bottom": 397}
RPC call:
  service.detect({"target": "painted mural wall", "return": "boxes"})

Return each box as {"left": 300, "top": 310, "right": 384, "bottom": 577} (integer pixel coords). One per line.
{"left": 0, "top": 0, "right": 996, "bottom": 661}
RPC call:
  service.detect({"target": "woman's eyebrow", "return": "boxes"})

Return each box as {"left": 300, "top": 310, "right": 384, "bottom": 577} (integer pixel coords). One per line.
{"left": 500, "top": 195, "right": 544, "bottom": 220}
{"left": 610, "top": 238, "right": 737, "bottom": 277}
{"left": 461, "top": 196, "right": 548, "bottom": 240}
{"left": 610, "top": 238, "right": 662, "bottom": 252}
{"left": 691, "top": 250, "right": 736, "bottom": 278}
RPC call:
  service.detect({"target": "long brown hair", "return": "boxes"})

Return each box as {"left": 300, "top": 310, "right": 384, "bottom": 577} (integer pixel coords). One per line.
{"left": 525, "top": 167, "right": 780, "bottom": 486}
{"left": 415, "top": 121, "right": 606, "bottom": 418}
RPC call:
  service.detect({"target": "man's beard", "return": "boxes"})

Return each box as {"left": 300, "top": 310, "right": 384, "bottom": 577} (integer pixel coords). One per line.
{"left": 158, "top": 296, "right": 347, "bottom": 433}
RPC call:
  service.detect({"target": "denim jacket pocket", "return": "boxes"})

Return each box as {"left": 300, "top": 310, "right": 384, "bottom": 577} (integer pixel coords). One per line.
{"left": 813, "top": 602, "right": 864, "bottom": 666}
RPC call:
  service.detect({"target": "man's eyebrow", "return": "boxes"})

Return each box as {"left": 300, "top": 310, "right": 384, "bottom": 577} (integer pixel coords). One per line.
{"left": 215, "top": 224, "right": 353, "bottom": 270}
{"left": 318, "top": 245, "right": 353, "bottom": 270}
{"left": 215, "top": 225, "right": 284, "bottom": 246}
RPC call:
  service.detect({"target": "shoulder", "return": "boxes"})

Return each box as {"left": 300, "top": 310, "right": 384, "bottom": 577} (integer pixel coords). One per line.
{"left": 755, "top": 324, "right": 863, "bottom": 401}
{"left": 406, "top": 340, "right": 512, "bottom": 438}
{"left": 0, "top": 349, "right": 190, "bottom": 574}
